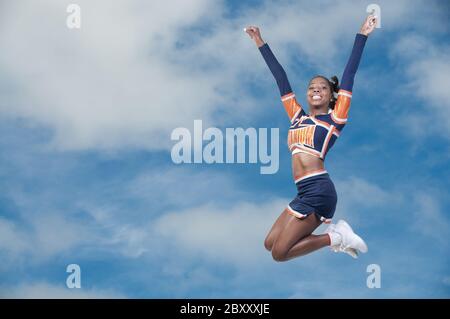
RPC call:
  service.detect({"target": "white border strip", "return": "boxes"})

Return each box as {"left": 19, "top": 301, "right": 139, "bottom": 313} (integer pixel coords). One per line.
{"left": 287, "top": 205, "right": 307, "bottom": 219}
{"left": 290, "top": 107, "right": 302, "bottom": 123}
{"left": 338, "top": 91, "right": 352, "bottom": 98}
{"left": 281, "top": 93, "right": 295, "bottom": 101}
{"left": 320, "top": 128, "right": 334, "bottom": 158}
{"left": 331, "top": 112, "right": 348, "bottom": 123}
{"left": 319, "top": 216, "right": 332, "bottom": 224}
{"left": 294, "top": 170, "right": 328, "bottom": 184}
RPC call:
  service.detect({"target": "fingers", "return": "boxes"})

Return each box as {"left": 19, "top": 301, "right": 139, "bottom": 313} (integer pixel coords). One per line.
{"left": 244, "top": 27, "right": 254, "bottom": 39}
{"left": 360, "top": 15, "right": 377, "bottom": 35}
{"left": 244, "top": 26, "right": 258, "bottom": 33}
{"left": 366, "top": 14, "right": 377, "bottom": 26}
{"left": 244, "top": 26, "right": 260, "bottom": 40}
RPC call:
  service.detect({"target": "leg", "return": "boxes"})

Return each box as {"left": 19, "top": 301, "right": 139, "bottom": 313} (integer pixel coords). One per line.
{"left": 271, "top": 213, "right": 329, "bottom": 262}
{"left": 264, "top": 209, "right": 291, "bottom": 251}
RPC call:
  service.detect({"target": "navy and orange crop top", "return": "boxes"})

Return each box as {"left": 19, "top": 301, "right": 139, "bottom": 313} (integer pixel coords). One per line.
{"left": 259, "top": 33, "right": 367, "bottom": 160}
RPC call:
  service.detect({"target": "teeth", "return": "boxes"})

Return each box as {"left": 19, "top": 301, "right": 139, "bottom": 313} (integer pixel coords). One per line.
{"left": 312, "top": 96, "right": 321, "bottom": 100}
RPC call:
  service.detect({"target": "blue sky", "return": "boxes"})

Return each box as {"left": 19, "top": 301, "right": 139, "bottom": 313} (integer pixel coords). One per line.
{"left": 0, "top": 0, "right": 449, "bottom": 298}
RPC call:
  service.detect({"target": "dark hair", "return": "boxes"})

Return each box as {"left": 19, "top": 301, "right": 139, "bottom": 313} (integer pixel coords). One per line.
{"left": 310, "top": 75, "right": 340, "bottom": 109}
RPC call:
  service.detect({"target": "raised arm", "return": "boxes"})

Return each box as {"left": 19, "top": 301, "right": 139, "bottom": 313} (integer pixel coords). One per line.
{"left": 332, "top": 15, "right": 377, "bottom": 124}
{"left": 245, "top": 26, "right": 304, "bottom": 121}
{"left": 339, "top": 34, "right": 368, "bottom": 93}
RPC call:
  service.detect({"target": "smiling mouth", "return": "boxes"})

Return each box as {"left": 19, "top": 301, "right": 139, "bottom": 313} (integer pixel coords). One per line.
{"left": 312, "top": 95, "right": 322, "bottom": 100}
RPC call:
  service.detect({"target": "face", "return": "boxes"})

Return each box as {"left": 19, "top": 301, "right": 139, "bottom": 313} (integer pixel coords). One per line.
{"left": 306, "top": 77, "right": 332, "bottom": 109}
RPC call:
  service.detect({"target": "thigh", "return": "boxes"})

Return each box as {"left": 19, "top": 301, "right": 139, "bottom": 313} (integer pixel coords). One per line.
{"left": 265, "top": 209, "right": 290, "bottom": 245}
{"left": 273, "top": 213, "right": 322, "bottom": 253}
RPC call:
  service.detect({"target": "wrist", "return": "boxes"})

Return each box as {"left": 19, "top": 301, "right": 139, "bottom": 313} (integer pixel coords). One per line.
{"left": 255, "top": 37, "right": 265, "bottom": 48}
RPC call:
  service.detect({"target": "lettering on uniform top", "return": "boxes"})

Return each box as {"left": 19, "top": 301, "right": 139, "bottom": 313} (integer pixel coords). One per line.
{"left": 288, "top": 125, "right": 315, "bottom": 148}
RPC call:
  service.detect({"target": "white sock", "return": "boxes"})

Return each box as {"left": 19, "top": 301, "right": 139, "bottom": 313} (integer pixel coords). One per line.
{"left": 328, "top": 231, "right": 342, "bottom": 246}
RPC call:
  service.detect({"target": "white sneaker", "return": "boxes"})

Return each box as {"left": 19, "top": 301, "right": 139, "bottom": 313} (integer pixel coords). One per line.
{"left": 334, "top": 220, "right": 368, "bottom": 254}
{"left": 331, "top": 243, "right": 359, "bottom": 259}
{"left": 325, "top": 224, "right": 359, "bottom": 259}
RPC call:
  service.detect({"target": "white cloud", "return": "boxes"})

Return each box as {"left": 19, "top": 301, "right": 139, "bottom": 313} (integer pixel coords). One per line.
{"left": 334, "top": 176, "right": 397, "bottom": 226}
{"left": 0, "top": 282, "right": 125, "bottom": 299}
{"left": 152, "top": 199, "right": 286, "bottom": 267}
{"left": 0, "top": 214, "right": 98, "bottom": 265}
{"left": 411, "top": 193, "right": 450, "bottom": 245}
{"left": 0, "top": 218, "right": 30, "bottom": 271}
{"left": 149, "top": 174, "right": 398, "bottom": 268}
{"left": 0, "top": 0, "right": 225, "bottom": 151}
{"left": 82, "top": 175, "right": 400, "bottom": 270}
{"left": 0, "top": 162, "right": 403, "bottom": 269}
{"left": 0, "top": 218, "right": 29, "bottom": 253}
{"left": 408, "top": 57, "right": 450, "bottom": 134}
{"left": 32, "top": 214, "right": 97, "bottom": 257}
{"left": 289, "top": 279, "right": 366, "bottom": 299}
{"left": 0, "top": 0, "right": 434, "bottom": 151}
{"left": 125, "top": 167, "right": 246, "bottom": 208}
{"left": 0, "top": 153, "right": 285, "bottom": 265}
{"left": 391, "top": 34, "right": 450, "bottom": 139}
{"left": 1, "top": 155, "right": 448, "bottom": 297}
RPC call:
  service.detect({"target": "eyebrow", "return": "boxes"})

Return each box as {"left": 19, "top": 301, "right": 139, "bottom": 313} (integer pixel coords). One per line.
{"left": 309, "top": 83, "right": 329, "bottom": 86}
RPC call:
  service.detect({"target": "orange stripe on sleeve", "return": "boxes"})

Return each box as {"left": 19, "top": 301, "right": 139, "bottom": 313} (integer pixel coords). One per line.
{"left": 332, "top": 90, "right": 352, "bottom": 123}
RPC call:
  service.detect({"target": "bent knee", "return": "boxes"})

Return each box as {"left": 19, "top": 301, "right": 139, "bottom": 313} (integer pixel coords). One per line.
{"left": 264, "top": 238, "right": 273, "bottom": 252}
{"left": 271, "top": 246, "right": 288, "bottom": 262}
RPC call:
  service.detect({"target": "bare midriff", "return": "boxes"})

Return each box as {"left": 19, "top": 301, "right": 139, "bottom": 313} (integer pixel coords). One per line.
{"left": 292, "top": 152, "right": 325, "bottom": 181}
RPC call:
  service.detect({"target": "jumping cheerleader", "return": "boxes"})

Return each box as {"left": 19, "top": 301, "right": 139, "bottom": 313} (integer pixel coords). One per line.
{"left": 245, "top": 14, "right": 377, "bottom": 261}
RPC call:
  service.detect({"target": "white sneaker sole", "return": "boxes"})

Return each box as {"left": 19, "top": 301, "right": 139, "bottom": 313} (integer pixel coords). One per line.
{"left": 331, "top": 245, "right": 359, "bottom": 259}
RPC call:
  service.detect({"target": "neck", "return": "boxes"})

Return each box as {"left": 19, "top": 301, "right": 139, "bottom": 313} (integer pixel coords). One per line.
{"left": 309, "top": 106, "right": 329, "bottom": 116}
